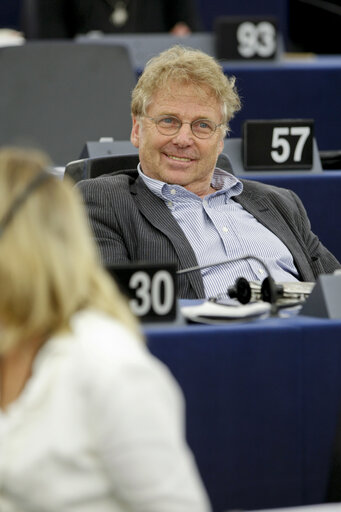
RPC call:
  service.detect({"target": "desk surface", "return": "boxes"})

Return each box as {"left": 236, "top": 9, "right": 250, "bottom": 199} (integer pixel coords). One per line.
{"left": 146, "top": 314, "right": 341, "bottom": 512}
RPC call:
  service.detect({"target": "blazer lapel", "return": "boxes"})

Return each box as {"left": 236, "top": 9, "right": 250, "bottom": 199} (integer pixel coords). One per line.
{"left": 235, "top": 180, "right": 315, "bottom": 280}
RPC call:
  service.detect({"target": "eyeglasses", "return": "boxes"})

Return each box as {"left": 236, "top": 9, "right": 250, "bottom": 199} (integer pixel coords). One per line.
{"left": 145, "top": 115, "right": 225, "bottom": 139}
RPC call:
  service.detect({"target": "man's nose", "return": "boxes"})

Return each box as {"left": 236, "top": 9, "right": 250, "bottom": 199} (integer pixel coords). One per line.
{"left": 172, "top": 122, "right": 194, "bottom": 145}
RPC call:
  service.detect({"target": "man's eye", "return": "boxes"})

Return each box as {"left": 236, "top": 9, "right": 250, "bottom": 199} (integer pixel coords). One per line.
{"left": 160, "top": 117, "right": 178, "bottom": 125}
{"left": 196, "top": 120, "right": 213, "bottom": 130}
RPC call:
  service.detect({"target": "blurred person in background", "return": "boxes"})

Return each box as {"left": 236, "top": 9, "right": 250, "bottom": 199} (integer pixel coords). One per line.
{"left": 22, "top": 0, "right": 202, "bottom": 39}
{"left": 0, "top": 0, "right": 24, "bottom": 45}
{"left": 0, "top": 147, "right": 211, "bottom": 512}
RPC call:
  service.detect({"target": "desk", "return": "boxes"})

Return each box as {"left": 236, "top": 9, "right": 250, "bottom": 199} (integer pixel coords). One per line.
{"left": 146, "top": 315, "right": 341, "bottom": 512}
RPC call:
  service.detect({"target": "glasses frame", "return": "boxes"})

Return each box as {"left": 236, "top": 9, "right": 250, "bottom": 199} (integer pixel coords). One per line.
{"left": 145, "top": 115, "right": 225, "bottom": 139}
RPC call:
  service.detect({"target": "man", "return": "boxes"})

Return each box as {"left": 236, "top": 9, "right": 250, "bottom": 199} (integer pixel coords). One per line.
{"left": 78, "top": 46, "right": 340, "bottom": 299}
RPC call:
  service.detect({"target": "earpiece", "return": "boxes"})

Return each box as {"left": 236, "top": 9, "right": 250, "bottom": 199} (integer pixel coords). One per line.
{"left": 228, "top": 276, "right": 283, "bottom": 304}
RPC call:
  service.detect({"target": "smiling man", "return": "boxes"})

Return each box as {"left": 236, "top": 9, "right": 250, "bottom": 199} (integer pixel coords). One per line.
{"left": 78, "top": 46, "right": 340, "bottom": 299}
{"left": 130, "top": 82, "right": 225, "bottom": 198}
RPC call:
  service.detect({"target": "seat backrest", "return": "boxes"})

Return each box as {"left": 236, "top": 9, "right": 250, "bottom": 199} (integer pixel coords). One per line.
{"left": 64, "top": 152, "right": 234, "bottom": 182}
{"left": 0, "top": 42, "right": 136, "bottom": 166}
{"left": 65, "top": 154, "right": 140, "bottom": 182}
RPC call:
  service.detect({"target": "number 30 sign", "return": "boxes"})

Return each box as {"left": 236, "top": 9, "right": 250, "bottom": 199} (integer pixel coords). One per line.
{"left": 107, "top": 263, "right": 177, "bottom": 323}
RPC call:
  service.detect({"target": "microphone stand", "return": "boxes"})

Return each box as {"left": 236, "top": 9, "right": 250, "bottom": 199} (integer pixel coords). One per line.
{"left": 177, "top": 254, "right": 280, "bottom": 315}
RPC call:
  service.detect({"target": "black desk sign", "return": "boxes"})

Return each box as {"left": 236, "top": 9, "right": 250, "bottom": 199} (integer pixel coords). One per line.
{"left": 106, "top": 263, "right": 177, "bottom": 323}
{"left": 215, "top": 16, "right": 278, "bottom": 61}
{"left": 242, "top": 119, "right": 314, "bottom": 170}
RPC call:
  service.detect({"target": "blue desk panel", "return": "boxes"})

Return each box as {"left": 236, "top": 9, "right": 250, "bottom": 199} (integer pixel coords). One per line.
{"left": 146, "top": 316, "right": 341, "bottom": 512}
{"left": 225, "top": 57, "right": 341, "bottom": 152}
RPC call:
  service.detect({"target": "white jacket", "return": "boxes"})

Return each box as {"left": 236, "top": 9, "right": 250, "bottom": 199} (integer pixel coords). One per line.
{"left": 0, "top": 310, "right": 210, "bottom": 512}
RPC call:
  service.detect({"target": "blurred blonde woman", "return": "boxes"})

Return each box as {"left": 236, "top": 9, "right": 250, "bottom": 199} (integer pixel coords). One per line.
{"left": 0, "top": 147, "right": 211, "bottom": 512}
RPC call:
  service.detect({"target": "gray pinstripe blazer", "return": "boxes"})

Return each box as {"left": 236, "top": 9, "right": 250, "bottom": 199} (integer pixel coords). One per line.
{"left": 78, "top": 169, "right": 341, "bottom": 298}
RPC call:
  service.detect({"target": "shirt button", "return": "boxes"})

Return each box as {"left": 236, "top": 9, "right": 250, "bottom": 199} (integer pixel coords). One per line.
{"left": 170, "top": 189, "right": 176, "bottom": 195}
{"left": 203, "top": 200, "right": 208, "bottom": 207}
{"left": 258, "top": 268, "right": 265, "bottom": 275}
{"left": 222, "top": 226, "right": 228, "bottom": 233}
{"left": 167, "top": 201, "right": 173, "bottom": 207}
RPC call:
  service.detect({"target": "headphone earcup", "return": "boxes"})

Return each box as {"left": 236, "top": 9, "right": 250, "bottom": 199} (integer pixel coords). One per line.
{"left": 228, "top": 277, "right": 252, "bottom": 304}
{"left": 261, "top": 277, "right": 283, "bottom": 303}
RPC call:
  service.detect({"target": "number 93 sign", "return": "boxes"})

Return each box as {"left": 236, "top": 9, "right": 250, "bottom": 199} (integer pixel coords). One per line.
{"left": 215, "top": 16, "right": 278, "bottom": 61}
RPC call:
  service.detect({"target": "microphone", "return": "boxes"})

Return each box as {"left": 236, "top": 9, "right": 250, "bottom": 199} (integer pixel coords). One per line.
{"left": 176, "top": 255, "right": 279, "bottom": 306}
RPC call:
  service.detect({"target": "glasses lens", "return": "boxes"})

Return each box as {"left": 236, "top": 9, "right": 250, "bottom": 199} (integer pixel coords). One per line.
{"left": 156, "top": 116, "right": 181, "bottom": 135}
{"left": 192, "top": 119, "right": 216, "bottom": 138}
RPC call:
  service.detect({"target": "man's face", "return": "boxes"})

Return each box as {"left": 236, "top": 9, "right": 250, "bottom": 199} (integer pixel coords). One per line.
{"left": 131, "top": 81, "right": 225, "bottom": 196}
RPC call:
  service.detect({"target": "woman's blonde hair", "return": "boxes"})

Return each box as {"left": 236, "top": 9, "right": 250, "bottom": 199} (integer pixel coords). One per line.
{"left": 0, "top": 147, "right": 140, "bottom": 354}
{"left": 131, "top": 45, "right": 241, "bottom": 132}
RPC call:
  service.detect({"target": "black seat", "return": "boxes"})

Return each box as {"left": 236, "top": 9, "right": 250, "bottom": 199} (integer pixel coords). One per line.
{"left": 64, "top": 154, "right": 140, "bottom": 182}
{"left": 64, "top": 152, "right": 235, "bottom": 182}
{"left": 0, "top": 42, "right": 136, "bottom": 166}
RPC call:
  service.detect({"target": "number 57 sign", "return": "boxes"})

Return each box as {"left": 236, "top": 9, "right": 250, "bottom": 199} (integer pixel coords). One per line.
{"left": 242, "top": 119, "right": 314, "bottom": 170}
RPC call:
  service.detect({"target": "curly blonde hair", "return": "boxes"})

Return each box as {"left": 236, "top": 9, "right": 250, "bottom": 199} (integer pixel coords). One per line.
{"left": 131, "top": 45, "right": 241, "bottom": 132}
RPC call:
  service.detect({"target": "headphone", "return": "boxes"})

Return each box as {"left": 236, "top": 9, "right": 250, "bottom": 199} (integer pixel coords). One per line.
{"left": 228, "top": 276, "right": 284, "bottom": 305}
{"left": 0, "top": 171, "right": 51, "bottom": 239}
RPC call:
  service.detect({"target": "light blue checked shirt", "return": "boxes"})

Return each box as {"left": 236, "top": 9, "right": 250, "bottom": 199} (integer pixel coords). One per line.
{"left": 138, "top": 165, "right": 299, "bottom": 299}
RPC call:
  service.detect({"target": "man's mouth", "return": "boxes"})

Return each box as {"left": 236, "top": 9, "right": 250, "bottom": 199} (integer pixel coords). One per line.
{"left": 166, "top": 154, "right": 192, "bottom": 162}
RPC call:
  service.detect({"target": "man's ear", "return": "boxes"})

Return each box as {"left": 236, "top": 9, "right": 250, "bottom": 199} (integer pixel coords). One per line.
{"left": 130, "top": 116, "right": 140, "bottom": 148}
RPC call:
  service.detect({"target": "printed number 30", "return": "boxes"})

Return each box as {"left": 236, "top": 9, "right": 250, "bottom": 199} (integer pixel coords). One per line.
{"left": 129, "top": 270, "right": 174, "bottom": 316}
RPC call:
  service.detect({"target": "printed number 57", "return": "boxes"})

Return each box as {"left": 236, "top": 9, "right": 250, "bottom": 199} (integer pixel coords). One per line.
{"left": 271, "top": 127, "right": 311, "bottom": 163}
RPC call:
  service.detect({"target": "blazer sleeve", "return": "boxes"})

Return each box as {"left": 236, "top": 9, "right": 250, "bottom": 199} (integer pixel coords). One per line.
{"left": 287, "top": 188, "right": 341, "bottom": 275}
{"left": 77, "top": 177, "right": 132, "bottom": 266}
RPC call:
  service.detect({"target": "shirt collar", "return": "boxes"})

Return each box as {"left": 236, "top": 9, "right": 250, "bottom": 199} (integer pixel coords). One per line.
{"left": 138, "top": 163, "right": 243, "bottom": 201}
